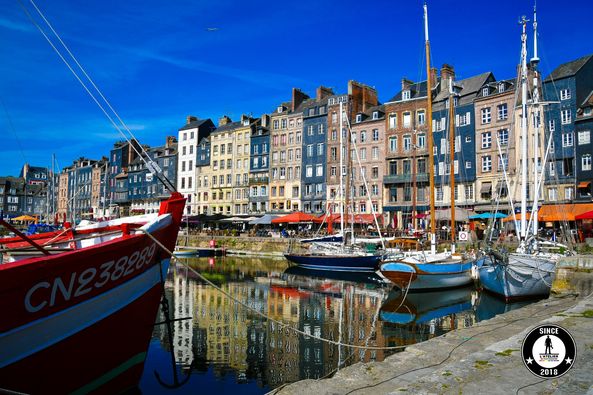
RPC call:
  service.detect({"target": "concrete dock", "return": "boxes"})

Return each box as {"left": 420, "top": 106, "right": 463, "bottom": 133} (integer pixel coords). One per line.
{"left": 277, "top": 258, "right": 593, "bottom": 395}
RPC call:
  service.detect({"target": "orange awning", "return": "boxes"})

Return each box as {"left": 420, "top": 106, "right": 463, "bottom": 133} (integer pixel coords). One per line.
{"left": 538, "top": 203, "right": 593, "bottom": 222}
{"left": 503, "top": 212, "right": 531, "bottom": 222}
{"left": 578, "top": 181, "right": 591, "bottom": 189}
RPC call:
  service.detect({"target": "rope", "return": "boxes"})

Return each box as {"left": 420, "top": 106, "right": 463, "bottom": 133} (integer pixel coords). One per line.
{"left": 139, "top": 228, "right": 408, "bottom": 352}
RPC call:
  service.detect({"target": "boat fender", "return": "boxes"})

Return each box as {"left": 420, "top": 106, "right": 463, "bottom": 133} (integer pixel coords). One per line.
{"left": 470, "top": 264, "right": 479, "bottom": 281}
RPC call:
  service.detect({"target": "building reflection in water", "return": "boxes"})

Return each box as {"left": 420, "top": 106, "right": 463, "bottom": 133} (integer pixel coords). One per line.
{"left": 147, "top": 256, "right": 534, "bottom": 393}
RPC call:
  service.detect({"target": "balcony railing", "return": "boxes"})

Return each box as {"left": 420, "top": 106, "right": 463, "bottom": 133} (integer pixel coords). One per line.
{"left": 383, "top": 173, "right": 429, "bottom": 185}
{"left": 249, "top": 176, "right": 270, "bottom": 185}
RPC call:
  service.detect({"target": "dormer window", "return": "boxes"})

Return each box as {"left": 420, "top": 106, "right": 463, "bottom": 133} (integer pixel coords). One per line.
{"left": 498, "top": 83, "right": 505, "bottom": 93}
{"left": 356, "top": 114, "right": 362, "bottom": 123}
{"left": 584, "top": 107, "right": 592, "bottom": 116}
{"left": 402, "top": 90, "right": 411, "bottom": 100}
{"left": 243, "top": 119, "right": 250, "bottom": 126}
{"left": 277, "top": 106, "right": 283, "bottom": 113}
{"left": 482, "top": 87, "right": 489, "bottom": 97}
{"left": 372, "top": 111, "right": 379, "bottom": 120}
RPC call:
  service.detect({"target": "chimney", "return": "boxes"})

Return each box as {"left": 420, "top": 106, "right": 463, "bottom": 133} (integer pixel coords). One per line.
{"left": 430, "top": 67, "right": 438, "bottom": 88}
{"left": 401, "top": 78, "right": 414, "bottom": 91}
{"left": 186, "top": 115, "right": 198, "bottom": 124}
{"left": 348, "top": 80, "right": 378, "bottom": 113}
{"left": 316, "top": 86, "right": 334, "bottom": 101}
{"left": 292, "top": 88, "right": 310, "bottom": 112}
{"left": 261, "top": 114, "right": 270, "bottom": 128}
{"left": 240, "top": 114, "right": 249, "bottom": 123}
{"left": 218, "top": 115, "right": 232, "bottom": 126}
{"left": 166, "top": 136, "right": 177, "bottom": 148}
{"left": 440, "top": 64, "right": 455, "bottom": 86}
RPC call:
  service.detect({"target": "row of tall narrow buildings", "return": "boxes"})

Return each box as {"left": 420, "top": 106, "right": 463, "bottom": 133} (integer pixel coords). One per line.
{"left": 2, "top": 54, "right": 592, "bottom": 226}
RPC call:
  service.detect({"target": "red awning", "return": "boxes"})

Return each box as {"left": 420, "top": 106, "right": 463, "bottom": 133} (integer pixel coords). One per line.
{"left": 271, "top": 212, "right": 319, "bottom": 224}
{"left": 576, "top": 210, "right": 593, "bottom": 220}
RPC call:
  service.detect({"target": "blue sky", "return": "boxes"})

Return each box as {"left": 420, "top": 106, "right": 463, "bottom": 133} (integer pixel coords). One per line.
{"left": 1, "top": 0, "right": 592, "bottom": 176}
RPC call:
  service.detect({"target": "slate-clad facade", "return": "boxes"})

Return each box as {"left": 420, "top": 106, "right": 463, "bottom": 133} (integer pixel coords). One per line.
{"left": 543, "top": 55, "right": 593, "bottom": 202}
{"left": 301, "top": 92, "right": 330, "bottom": 214}
{"left": 249, "top": 118, "right": 270, "bottom": 213}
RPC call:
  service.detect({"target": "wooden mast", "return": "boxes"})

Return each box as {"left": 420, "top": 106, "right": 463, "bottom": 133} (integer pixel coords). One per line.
{"left": 448, "top": 80, "right": 456, "bottom": 242}
{"left": 424, "top": 4, "right": 436, "bottom": 248}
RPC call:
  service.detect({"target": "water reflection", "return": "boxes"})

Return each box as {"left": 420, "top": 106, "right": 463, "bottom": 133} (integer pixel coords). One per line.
{"left": 141, "top": 256, "right": 537, "bottom": 394}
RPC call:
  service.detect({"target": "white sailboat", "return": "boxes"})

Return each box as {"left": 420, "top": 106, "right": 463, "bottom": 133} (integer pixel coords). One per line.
{"left": 476, "top": 8, "right": 571, "bottom": 300}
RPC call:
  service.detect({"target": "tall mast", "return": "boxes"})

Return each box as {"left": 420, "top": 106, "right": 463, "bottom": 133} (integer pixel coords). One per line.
{"left": 448, "top": 79, "right": 456, "bottom": 242}
{"left": 339, "top": 101, "right": 345, "bottom": 244}
{"left": 531, "top": 4, "right": 541, "bottom": 240}
{"left": 424, "top": 3, "right": 436, "bottom": 245}
{"left": 519, "top": 16, "right": 529, "bottom": 242}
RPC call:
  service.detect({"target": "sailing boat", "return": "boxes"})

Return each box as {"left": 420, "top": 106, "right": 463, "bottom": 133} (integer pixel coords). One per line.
{"left": 476, "top": 9, "right": 570, "bottom": 300}
{"left": 284, "top": 102, "right": 384, "bottom": 272}
{"left": 379, "top": 4, "right": 474, "bottom": 290}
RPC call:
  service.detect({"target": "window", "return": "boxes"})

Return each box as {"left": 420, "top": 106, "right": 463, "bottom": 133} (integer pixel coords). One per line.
{"left": 330, "top": 166, "right": 337, "bottom": 176}
{"left": 417, "top": 110, "right": 425, "bottom": 125}
{"left": 372, "top": 111, "right": 379, "bottom": 120}
{"left": 372, "top": 129, "right": 379, "bottom": 141}
{"left": 388, "top": 113, "right": 397, "bottom": 129}
{"left": 482, "top": 155, "right": 492, "bottom": 172}
{"left": 418, "top": 158, "right": 426, "bottom": 173}
{"left": 498, "top": 129, "right": 509, "bottom": 145}
{"left": 402, "top": 90, "right": 411, "bottom": 100}
{"left": 549, "top": 119, "right": 556, "bottom": 132}
{"left": 403, "top": 159, "right": 411, "bottom": 174}
{"left": 389, "top": 136, "right": 397, "bottom": 152}
{"left": 560, "top": 89, "right": 571, "bottom": 100}
{"left": 360, "top": 148, "right": 366, "bottom": 160}
{"left": 316, "top": 164, "right": 323, "bottom": 176}
{"left": 565, "top": 187, "right": 573, "bottom": 200}
{"left": 331, "top": 129, "right": 337, "bottom": 141}
{"left": 482, "top": 87, "right": 489, "bottom": 97}
{"left": 578, "top": 131, "right": 590, "bottom": 145}
{"left": 372, "top": 147, "right": 379, "bottom": 159}
{"left": 561, "top": 109, "right": 571, "bottom": 124}
{"left": 308, "top": 125, "right": 314, "bottom": 135}
{"left": 403, "top": 112, "right": 412, "bottom": 128}
{"left": 389, "top": 161, "right": 397, "bottom": 175}
{"left": 548, "top": 188, "right": 558, "bottom": 201}
{"left": 498, "top": 153, "right": 508, "bottom": 171}
{"left": 497, "top": 103, "right": 508, "bottom": 120}
{"left": 436, "top": 186, "right": 443, "bottom": 201}
{"left": 356, "top": 114, "right": 362, "bottom": 123}
{"left": 465, "top": 184, "right": 474, "bottom": 200}
{"left": 481, "top": 107, "right": 491, "bottom": 124}
{"left": 330, "top": 147, "right": 337, "bottom": 161}
{"left": 317, "top": 143, "right": 324, "bottom": 156}
{"left": 318, "top": 124, "right": 324, "bottom": 134}
{"left": 372, "top": 166, "right": 379, "bottom": 178}
{"left": 417, "top": 133, "right": 426, "bottom": 148}
{"left": 481, "top": 132, "right": 492, "bottom": 149}
{"left": 296, "top": 132, "right": 302, "bottom": 143}
{"left": 306, "top": 166, "right": 313, "bottom": 177}
{"left": 583, "top": 154, "right": 592, "bottom": 171}
{"left": 360, "top": 131, "right": 367, "bottom": 143}
{"left": 307, "top": 145, "right": 313, "bottom": 157}
{"left": 562, "top": 132, "right": 574, "bottom": 147}
{"left": 403, "top": 135, "right": 412, "bottom": 151}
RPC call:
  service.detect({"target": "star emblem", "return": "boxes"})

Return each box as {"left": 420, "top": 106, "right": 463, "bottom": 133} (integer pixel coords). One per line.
{"left": 565, "top": 357, "right": 572, "bottom": 364}
{"left": 526, "top": 357, "right": 534, "bottom": 364}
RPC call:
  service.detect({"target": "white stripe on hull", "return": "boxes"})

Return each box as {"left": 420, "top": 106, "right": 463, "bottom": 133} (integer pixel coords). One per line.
{"left": 408, "top": 272, "right": 473, "bottom": 290}
{"left": 0, "top": 260, "right": 169, "bottom": 369}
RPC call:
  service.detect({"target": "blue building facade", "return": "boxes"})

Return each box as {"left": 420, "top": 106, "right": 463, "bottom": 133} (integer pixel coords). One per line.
{"left": 575, "top": 89, "right": 593, "bottom": 200}
{"left": 249, "top": 121, "right": 270, "bottom": 213}
{"left": 432, "top": 66, "right": 494, "bottom": 207}
{"left": 127, "top": 137, "right": 178, "bottom": 214}
{"left": 543, "top": 55, "right": 593, "bottom": 201}
{"left": 301, "top": 99, "right": 328, "bottom": 213}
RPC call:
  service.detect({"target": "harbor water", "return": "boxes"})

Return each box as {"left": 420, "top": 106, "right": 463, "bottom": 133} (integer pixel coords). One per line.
{"left": 139, "top": 256, "right": 538, "bottom": 394}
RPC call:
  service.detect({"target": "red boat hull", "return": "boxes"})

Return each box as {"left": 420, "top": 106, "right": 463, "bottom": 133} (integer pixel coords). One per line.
{"left": 0, "top": 193, "right": 185, "bottom": 394}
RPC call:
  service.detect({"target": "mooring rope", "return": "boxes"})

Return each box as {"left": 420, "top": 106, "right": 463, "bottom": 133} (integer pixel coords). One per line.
{"left": 140, "top": 229, "right": 408, "bottom": 352}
